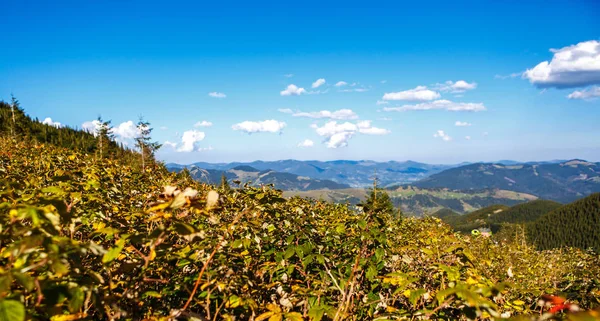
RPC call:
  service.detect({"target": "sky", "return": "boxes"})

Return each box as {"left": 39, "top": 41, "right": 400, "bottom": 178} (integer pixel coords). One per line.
{"left": 1, "top": 0, "right": 599, "bottom": 164}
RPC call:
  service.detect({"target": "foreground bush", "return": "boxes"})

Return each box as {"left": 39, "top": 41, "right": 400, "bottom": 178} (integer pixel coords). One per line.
{"left": 1, "top": 138, "right": 599, "bottom": 320}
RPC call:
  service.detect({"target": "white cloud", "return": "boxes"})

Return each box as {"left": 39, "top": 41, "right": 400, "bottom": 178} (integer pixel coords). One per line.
{"left": 291, "top": 109, "right": 358, "bottom": 120}
{"left": 381, "top": 80, "right": 387, "bottom": 84}
{"left": 313, "top": 120, "right": 390, "bottom": 148}
{"left": 382, "top": 86, "right": 441, "bottom": 101}
{"left": 482, "top": 132, "right": 489, "bottom": 137}
{"left": 378, "top": 117, "right": 392, "bottom": 121}
{"left": 42, "top": 117, "right": 62, "bottom": 128}
{"left": 163, "top": 141, "right": 177, "bottom": 149}
{"left": 194, "top": 120, "right": 213, "bottom": 127}
{"left": 113, "top": 121, "right": 139, "bottom": 139}
{"left": 208, "top": 92, "right": 227, "bottom": 98}
{"left": 523, "top": 40, "right": 600, "bottom": 88}
{"left": 376, "top": 100, "right": 389, "bottom": 105}
{"left": 278, "top": 108, "right": 294, "bottom": 114}
{"left": 312, "top": 78, "right": 326, "bottom": 88}
{"left": 307, "top": 89, "right": 329, "bottom": 95}
{"left": 339, "top": 87, "right": 369, "bottom": 93}
{"left": 160, "top": 126, "right": 168, "bottom": 130}
{"left": 178, "top": 130, "right": 207, "bottom": 152}
{"left": 232, "top": 120, "right": 286, "bottom": 134}
{"left": 357, "top": 120, "right": 391, "bottom": 135}
{"left": 383, "top": 99, "right": 486, "bottom": 112}
{"left": 284, "top": 74, "right": 294, "bottom": 78}
{"left": 434, "top": 80, "right": 477, "bottom": 93}
{"left": 280, "top": 84, "right": 306, "bottom": 96}
{"left": 567, "top": 86, "right": 600, "bottom": 100}
{"left": 494, "top": 73, "right": 521, "bottom": 80}
{"left": 434, "top": 130, "right": 452, "bottom": 142}
{"left": 465, "top": 136, "right": 471, "bottom": 140}
{"left": 335, "top": 81, "right": 348, "bottom": 87}
{"left": 82, "top": 120, "right": 102, "bottom": 135}
{"left": 298, "top": 139, "right": 314, "bottom": 147}
{"left": 455, "top": 121, "right": 472, "bottom": 127}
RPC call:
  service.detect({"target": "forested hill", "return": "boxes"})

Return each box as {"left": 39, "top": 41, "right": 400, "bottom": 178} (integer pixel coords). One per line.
{"left": 0, "top": 97, "right": 144, "bottom": 164}
{"left": 528, "top": 193, "right": 600, "bottom": 251}
{"left": 413, "top": 161, "right": 600, "bottom": 203}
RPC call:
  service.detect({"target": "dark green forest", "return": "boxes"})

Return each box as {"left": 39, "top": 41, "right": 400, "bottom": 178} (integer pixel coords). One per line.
{"left": 527, "top": 193, "right": 600, "bottom": 251}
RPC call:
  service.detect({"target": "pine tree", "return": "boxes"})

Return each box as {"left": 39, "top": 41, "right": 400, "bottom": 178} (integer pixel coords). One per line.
{"left": 135, "top": 117, "right": 161, "bottom": 171}
{"left": 96, "top": 116, "right": 114, "bottom": 159}
{"left": 362, "top": 175, "right": 399, "bottom": 216}
{"left": 220, "top": 173, "right": 231, "bottom": 190}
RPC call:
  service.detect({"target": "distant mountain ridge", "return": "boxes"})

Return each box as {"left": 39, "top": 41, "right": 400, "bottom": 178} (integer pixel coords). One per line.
{"left": 166, "top": 159, "right": 459, "bottom": 187}
{"left": 413, "top": 160, "right": 600, "bottom": 203}
{"left": 169, "top": 165, "right": 350, "bottom": 191}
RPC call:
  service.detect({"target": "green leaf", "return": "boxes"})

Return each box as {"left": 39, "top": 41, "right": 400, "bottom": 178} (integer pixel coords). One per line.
{"left": 0, "top": 300, "right": 25, "bottom": 321}
{"left": 68, "top": 287, "right": 85, "bottom": 313}
{"left": 12, "top": 273, "right": 34, "bottom": 292}
{"left": 102, "top": 238, "right": 126, "bottom": 264}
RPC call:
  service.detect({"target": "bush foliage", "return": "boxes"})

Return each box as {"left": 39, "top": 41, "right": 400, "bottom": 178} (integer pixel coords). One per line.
{"left": 1, "top": 137, "right": 600, "bottom": 320}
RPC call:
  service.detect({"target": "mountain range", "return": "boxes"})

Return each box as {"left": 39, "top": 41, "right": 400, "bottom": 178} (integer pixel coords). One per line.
{"left": 166, "top": 160, "right": 458, "bottom": 187}
{"left": 413, "top": 160, "right": 600, "bottom": 203}
{"left": 169, "top": 164, "right": 350, "bottom": 191}
{"left": 167, "top": 159, "right": 600, "bottom": 209}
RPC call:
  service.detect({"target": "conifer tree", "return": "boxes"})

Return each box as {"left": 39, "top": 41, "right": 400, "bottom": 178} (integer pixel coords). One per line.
{"left": 362, "top": 175, "right": 399, "bottom": 217}
{"left": 135, "top": 117, "right": 161, "bottom": 171}
{"left": 220, "top": 173, "right": 230, "bottom": 190}
{"left": 96, "top": 116, "right": 114, "bottom": 159}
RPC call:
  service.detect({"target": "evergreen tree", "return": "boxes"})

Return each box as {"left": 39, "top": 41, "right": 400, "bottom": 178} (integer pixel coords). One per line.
{"left": 220, "top": 173, "right": 231, "bottom": 190}
{"left": 362, "top": 177, "right": 399, "bottom": 216}
{"left": 135, "top": 117, "right": 161, "bottom": 171}
{"left": 96, "top": 116, "right": 114, "bottom": 159}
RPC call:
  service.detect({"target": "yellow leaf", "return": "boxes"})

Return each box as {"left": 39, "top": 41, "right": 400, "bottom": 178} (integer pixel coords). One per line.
{"left": 267, "top": 303, "right": 282, "bottom": 313}
{"left": 269, "top": 314, "right": 283, "bottom": 321}
{"left": 285, "top": 312, "right": 303, "bottom": 321}
{"left": 148, "top": 249, "right": 156, "bottom": 261}
{"left": 255, "top": 312, "right": 275, "bottom": 321}
{"left": 512, "top": 299, "right": 525, "bottom": 306}
{"left": 403, "top": 289, "right": 411, "bottom": 297}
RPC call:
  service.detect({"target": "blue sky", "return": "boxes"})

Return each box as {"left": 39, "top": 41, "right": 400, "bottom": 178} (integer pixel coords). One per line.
{"left": 1, "top": 0, "right": 599, "bottom": 164}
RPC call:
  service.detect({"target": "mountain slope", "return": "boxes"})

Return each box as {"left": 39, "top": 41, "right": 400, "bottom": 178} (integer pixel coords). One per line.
{"left": 178, "top": 165, "right": 350, "bottom": 191}
{"left": 527, "top": 193, "right": 600, "bottom": 251}
{"left": 413, "top": 161, "right": 600, "bottom": 203}
{"left": 490, "top": 200, "right": 562, "bottom": 224}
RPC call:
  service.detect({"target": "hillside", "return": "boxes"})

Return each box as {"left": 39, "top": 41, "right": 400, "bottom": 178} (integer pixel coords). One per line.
{"left": 441, "top": 205, "right": 510, "bottom": 233}
{"left": 2, "top": 137, "right": 600, "bottom": 320}
{"left": 413, "top": 161, "right": 600, "bottom": 203}
{"left": 528, "top": 193, "right": 600, "bottom": 251}
{"left": 439, "top": 200, "right": 563, "bottom": 234}
{"left": 173, "top": 165, "right": 350, "bottom": 191}
{"left": 284, "top": 186, "right": 536, "bottom": 216}
{"left": 490, "top": 200, "right": 562, "bottom": 224}
{"left": 167, "top": 160, "right": 458, "bottom": 188}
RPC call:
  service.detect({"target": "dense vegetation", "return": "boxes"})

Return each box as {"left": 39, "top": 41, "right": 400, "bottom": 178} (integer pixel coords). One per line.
{"left": 527, "top": 193, "right": 600, "bottom": 251}
{"left": 2, "top": 138, "right": 600, "bottom": 320}
{"left": 1, "top": 101, "right": 599, "bottom": 320}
